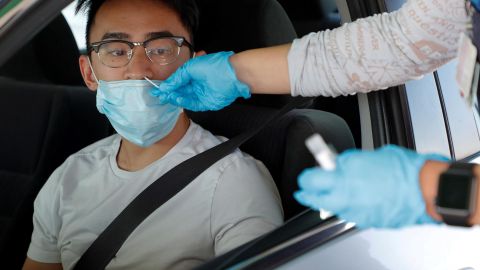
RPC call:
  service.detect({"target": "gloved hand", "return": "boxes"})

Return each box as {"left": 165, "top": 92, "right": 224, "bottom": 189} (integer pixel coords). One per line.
{"left": 151, "top": 51, "right": 251, "bottom": 111}
{"left": 294, "top": 145, "right": 449, "bottom": 229}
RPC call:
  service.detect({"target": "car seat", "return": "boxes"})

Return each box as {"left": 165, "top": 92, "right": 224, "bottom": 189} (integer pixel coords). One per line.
{"left": 0, "top": 15, "right": 110, "bottom": 269}
{"left": 191, "top": 0, "right": 356, "bottom": 219}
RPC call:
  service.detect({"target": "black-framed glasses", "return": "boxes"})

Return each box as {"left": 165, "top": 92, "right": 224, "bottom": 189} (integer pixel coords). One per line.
{"left": 88, "top": 36, "right": 194, "bottom": 68}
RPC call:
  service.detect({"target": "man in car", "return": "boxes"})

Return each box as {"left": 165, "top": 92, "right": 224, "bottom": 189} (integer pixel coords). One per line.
{"left": 22, "top": 0, "right": 283, "bottom": 269}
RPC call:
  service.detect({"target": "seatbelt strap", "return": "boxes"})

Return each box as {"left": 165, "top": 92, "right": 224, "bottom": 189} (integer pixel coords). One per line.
{"left": 73, "top": 97, "right": 310, "bottom": 270}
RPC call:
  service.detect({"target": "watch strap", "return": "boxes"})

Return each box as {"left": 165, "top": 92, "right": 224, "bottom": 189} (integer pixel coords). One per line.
{"left": 441, "top": 212, "right": 472, "bottom": 227}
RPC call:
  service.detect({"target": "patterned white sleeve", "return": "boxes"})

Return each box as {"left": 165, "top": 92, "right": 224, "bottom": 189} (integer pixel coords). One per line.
{"left": 288, "top": 0, "right": 470, "bottom": 97}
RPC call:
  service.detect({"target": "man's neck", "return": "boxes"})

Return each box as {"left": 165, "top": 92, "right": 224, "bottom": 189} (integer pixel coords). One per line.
{"left": 117, "top": 113, "right": 190, "bottom": 171}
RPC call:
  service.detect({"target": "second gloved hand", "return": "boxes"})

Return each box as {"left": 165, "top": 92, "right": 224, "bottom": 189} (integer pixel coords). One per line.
{"left": 294, "top": 145, "right": 448, "bottom": 229}
{"left": 151, "top": 51, "right": 251, "bottom": 111}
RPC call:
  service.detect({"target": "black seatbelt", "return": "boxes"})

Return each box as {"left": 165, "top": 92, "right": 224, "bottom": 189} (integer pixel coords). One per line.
{"left": 74, "top": 97, "right": 310, "bottom": 270}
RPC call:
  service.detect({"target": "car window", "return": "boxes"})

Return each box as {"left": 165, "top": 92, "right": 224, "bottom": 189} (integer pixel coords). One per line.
{"left": 437, "top": 60, "right": 480, "bottom": 160}
{"left": 62, "top": 1, "right": 87, "bottom": 53}
{"left": 381, "top": 0, "right": 480, "bottom": 162}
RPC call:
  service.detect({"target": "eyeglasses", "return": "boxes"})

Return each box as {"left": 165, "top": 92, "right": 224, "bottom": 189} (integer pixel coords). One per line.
{"left": 88, "top": 36, "right": 194, "bottom": 68}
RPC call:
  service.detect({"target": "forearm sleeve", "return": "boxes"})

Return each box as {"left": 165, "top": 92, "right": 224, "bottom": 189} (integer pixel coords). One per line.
{"left": 288, "top": 0, "right": 470, "bottom": 97}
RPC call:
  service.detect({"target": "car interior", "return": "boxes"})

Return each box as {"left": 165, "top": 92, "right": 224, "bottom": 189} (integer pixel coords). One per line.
{"left": 0, "top": 0, "right": 356, "bottom": 268}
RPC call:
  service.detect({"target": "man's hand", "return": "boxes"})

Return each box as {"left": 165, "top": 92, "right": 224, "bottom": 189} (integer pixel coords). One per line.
{"left": 151, "top": 51, "right": 251, "bottom": 111}
{"left": 294, "top": 145, "right": 449, "bottom": 228}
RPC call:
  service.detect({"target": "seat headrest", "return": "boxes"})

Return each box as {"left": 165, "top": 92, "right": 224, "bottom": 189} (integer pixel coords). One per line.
{"left": 33, "top": 15, "right": 84, "bottom": 85}
{"left": 277, "top": 0, "right": 340, "bottom": 36}
{"left": 194, "top": 0, "right": 298, "bottom": 108}
{"left": 195, "top": 0, "right": 297, "bottom": 53}
{"left": 277, "top": 0, "right": 337, "bottom": 21}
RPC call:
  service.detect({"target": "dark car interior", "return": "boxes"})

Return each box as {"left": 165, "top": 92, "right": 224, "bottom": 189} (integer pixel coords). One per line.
{"left": 0, "top": 0, "right": 356, "bottom": 268}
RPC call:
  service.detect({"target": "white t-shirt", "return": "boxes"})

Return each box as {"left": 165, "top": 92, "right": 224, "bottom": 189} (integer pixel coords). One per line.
{"left": 27, "top": 121, "right": 283, "bottom": 270}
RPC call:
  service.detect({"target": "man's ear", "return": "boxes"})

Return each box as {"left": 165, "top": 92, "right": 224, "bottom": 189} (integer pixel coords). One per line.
{"left": 79, "top": 55, "right": 98, "bottom": 91}
{"left": 194, "top": 50, "right": 206, "bottom": 57}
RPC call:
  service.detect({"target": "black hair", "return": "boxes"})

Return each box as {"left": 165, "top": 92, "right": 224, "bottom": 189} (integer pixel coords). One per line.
{"left": 75, "top": 0, "right": 199, "bottom": 49}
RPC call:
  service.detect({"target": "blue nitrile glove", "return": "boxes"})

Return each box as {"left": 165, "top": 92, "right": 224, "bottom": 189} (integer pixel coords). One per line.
{"left": 151, "top": 51, "right": 251, "bottom": 111}
{"left": 294, "top": 145, "right": 449, "bottom": 229}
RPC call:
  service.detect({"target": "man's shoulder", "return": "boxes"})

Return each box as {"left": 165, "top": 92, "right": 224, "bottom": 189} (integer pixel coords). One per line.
{"left": 70, "top": 134, "right": 119, "bottom": 159}
{"left": 191, "top": 122, "right": 248, "bottom": 161}
{"left": 190, "top": 121, "right": 226, "bottom": 149}
{"left": 39, "top": 134, "right": 119, "bottom": 197}
{"left": 54, "top": 134, "right": 119, "bottom": 176}
{"left": 191, "top": 122, "right": 266, "bottom": 176}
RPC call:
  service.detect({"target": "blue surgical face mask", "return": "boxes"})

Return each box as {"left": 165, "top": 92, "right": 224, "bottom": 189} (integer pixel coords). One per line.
{"left": 88, "top": 59, "right": 182, "bottom": 147}
{"left": 96, "top": 80, "right": 182, "bottom": 147}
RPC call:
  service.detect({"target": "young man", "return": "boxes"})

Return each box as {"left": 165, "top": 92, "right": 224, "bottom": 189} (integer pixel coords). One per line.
{"left": 23, "top": 0, "right": 283, "bottom": 269}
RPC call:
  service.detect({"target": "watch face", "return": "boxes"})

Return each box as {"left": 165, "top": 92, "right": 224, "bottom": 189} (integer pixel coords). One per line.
{"left": 437, "top": 176, "right": 473, "bottom": 210}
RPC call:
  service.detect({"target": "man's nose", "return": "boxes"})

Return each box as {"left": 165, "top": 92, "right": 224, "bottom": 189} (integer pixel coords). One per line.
{"left": 125, "top": 46, "right": 154, "bottom": 80}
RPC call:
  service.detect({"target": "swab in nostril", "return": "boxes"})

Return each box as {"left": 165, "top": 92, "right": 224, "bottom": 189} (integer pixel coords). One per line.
{"left": 144, "top": 77, "right": 160, "bottom": 88}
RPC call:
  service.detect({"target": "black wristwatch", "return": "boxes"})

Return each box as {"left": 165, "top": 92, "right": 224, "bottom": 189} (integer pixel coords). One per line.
{"left": 435, "top": 162, "right": 478, "bottom": 227}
